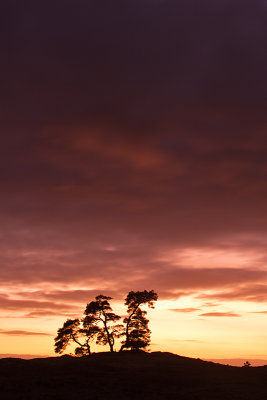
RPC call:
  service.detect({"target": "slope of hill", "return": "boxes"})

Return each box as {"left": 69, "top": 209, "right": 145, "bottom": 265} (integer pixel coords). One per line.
{"left": 0, "top": 351, "right": 266, "bottom": 399}
{"left": 206, "top": 358, "right": 267, "bottom": 367}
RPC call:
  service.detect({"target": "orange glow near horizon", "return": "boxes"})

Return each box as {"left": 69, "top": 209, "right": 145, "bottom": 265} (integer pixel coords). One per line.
{"left": 0, "top": 243, "right": 266, "bottom": 365}
{"left": 0, "top": 298, "right": 266, "bottom": 366}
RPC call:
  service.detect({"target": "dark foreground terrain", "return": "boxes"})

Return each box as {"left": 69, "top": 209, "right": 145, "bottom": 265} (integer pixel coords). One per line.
{"left": 0, "top": 351, "right": 266, "bottom": 399}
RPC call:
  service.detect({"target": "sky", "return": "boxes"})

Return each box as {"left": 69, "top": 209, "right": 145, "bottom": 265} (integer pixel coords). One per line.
{"left": 1, "top": 0, "right": 267, "bottom": 364}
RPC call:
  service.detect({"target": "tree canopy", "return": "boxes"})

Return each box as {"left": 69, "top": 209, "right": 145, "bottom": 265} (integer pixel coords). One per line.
{"left": 84, "top": 295, "right": 122, "bottom": 352}
{"left": 54, "top": 290, "right": 158, "bottom": 355}
{"left": 120, "top": 290, "right": 158, "bottom": 351}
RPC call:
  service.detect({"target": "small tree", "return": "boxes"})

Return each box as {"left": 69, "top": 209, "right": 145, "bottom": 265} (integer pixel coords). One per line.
{"left": 243, "top": 361, "right": 251, "bottom": 367}
{"left": 120, "top": 290, "right": 158, "bottom": 351}
{"left": 54, "top": 318, "right": 99, "bottom": 356}
{"left": 84, "top": 295, "right": 122, "bottom": 352}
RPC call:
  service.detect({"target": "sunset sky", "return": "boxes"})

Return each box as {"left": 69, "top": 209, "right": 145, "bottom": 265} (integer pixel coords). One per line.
{"left": 1, "top": 0, "right": 267, "bottom": 364}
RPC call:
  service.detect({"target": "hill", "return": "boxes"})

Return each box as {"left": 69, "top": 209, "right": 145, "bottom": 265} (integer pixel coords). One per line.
{"left": 0, "top": 351, "right": 266, "bottom": 399}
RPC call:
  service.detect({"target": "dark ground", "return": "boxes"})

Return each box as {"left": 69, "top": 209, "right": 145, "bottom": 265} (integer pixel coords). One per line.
{"left": 0, "top": 351, "right": 266, "bottom": 399}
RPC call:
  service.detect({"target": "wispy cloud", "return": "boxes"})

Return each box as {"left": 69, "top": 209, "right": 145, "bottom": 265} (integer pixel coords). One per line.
{"left": 200, "top": 312, "right": 241, "bottom": 317}
{"left": 0, "top": 330, "right": 52, "bottom": 336}
{"left": 248, "top": 311, "right": 267, "bottom": 314}
{"left": 169, "top": 308, "right": 200, "bottom": 313}
{"left": 196, "top": 284, "right": 267, "bottom": 303}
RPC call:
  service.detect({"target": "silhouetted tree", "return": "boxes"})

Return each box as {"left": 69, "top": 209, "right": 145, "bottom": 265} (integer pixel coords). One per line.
{"left": 120, "top": 290, "right": 158, "bottom": 351}
{"left": 243, "top": 361, "right": 251, "bottom": 367}
{"left": 54, "top": 290, "right": 158, "bottom": 355}
{"left": 84, "top": 295, "right": 122, "bottom": 352}
{"left": 54, "top": 318, "right": 99, "bottom": 356}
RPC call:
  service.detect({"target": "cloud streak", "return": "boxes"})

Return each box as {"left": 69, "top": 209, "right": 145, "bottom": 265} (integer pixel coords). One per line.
{"left": 169, "top": 308, "right": 200, "bottom": 313}
{"left": 0, "top": 330, "right": 51, "bottom": 336}
{"left": 200, "top": 312, "right": 241, "bottom": 317}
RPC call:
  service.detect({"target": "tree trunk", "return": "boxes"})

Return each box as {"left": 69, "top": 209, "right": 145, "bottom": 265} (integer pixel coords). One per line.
{"left": 103, "top": 316, "right": 114, "bottom": 352}
{"left": 119, "top": 305, "right": 139, "bottom": 352}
